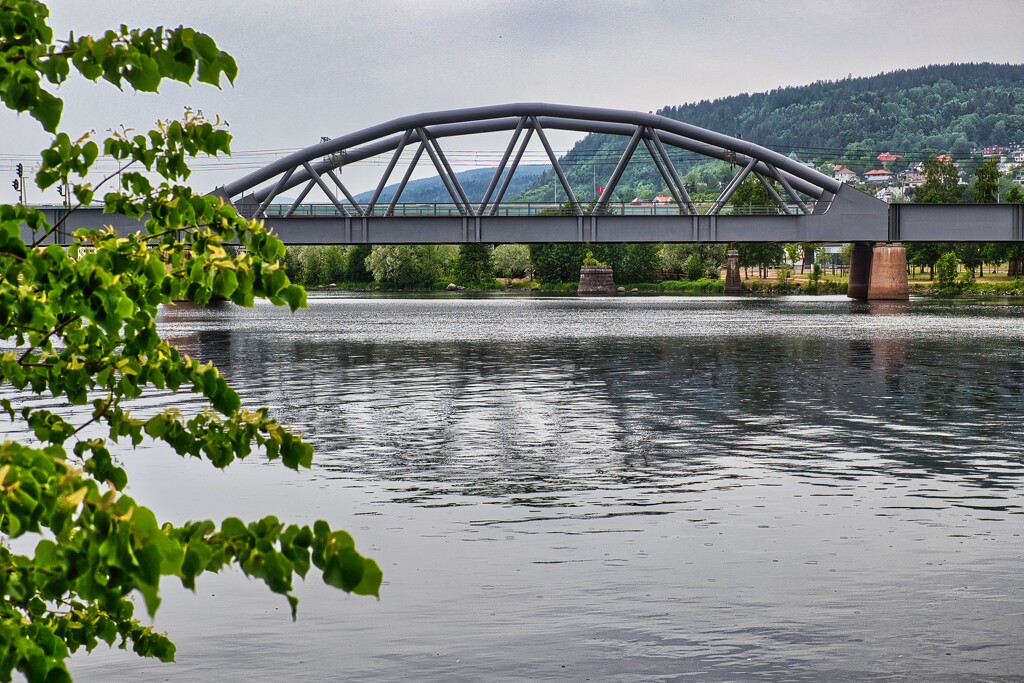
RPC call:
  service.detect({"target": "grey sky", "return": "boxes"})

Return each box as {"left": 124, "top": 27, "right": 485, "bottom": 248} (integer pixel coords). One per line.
{"left": 3, "top": 0, "right": 1024, "bottom": 202}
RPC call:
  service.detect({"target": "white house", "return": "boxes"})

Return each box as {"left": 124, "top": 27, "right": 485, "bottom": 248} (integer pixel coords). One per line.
{"left": 876, "top": 186, "right": 906, "bottom": 202}
{"left": 833, "top": 166, "right": 859, "bottom": 184}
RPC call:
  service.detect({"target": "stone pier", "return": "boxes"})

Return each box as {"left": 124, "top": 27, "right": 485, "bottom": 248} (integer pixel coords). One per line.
{"left": 847, "top": 242, "right": 873, "bottom": 300}
{"left": 866, "top": 243, "right": 909, "bottom": 301}
{"left": 578, "top": 265, "right": 615, "bottom": 295}
{"left": 724, "top": 249, "right": 742, "bottom": 295}
{"left": 846, "top": 242, "right": 909, "bottom": 301}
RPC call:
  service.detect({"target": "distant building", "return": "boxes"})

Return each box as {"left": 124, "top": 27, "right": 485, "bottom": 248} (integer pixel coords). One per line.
{"left": 863, "top": 169, "right": 894, "bottom": 184}
{"left": 787, "top": 152, "right": 818, "bottom": 170}
{"left": 833, "top": 166, "right": 859, "bottom": 184}
{"left": 899, "top": 168, "right": 925, "bottom": 187}
{"left": 876, "top": 186, "right": 906, "bottom": 203}
{"left": 877, "top": 152, "right": 903, "bottom": 163}
{"left": 652, "top": 196, "right": 675, "bottom": 204}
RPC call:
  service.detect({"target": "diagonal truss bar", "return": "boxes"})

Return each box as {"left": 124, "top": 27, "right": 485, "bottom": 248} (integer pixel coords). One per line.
{"left": 530, "top": 116, "right": 582, "bottom": 215}
{"left": 764, "top": 163, "right": 811, "bottom": 214}
{"left": 753, "top": 171, "right": 793, "bottom": 215}
{"left": 490, "top": 127, "right": 534, "bottom": 216}
{"left": 642, "top": 135, "right": 685, "bottom": 214}
{"left": 286, "top": 180, "right": 316, "bottom": 217}
{"left": 595, "top": 125, "right": 644, "bottom": 214}
{"left": 709, "top": 156, "right": 758, "bottom": 215}
{"left": 427, "top": 134, "right": 475, "bottom": 217}
{"left": 326, "top": 169, "right": 363, "bottom": 216}
{"left": 302, "top": 162, "right": 349, "bottom": 216}
{"left": 417, "top": 127, "right": 469, "bottom": 216}
{"left": 386, "top": 143, "right": 426, "bottom": 216}
{"left": 254, "top": 166, "right": 295, "bottom": 218}
{"left": 479, "top": 117, "right": 527, "bottom": 214}
{"left": 649, "top": 129, "right": 697, "bottom": 215}
{"left": 366, "top": 129, "right": 413, "bottom": 215}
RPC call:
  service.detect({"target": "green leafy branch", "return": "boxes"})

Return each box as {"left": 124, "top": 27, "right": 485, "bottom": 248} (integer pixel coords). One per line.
{"left": 0, "top": 3, "right": 379, "bottom": 681}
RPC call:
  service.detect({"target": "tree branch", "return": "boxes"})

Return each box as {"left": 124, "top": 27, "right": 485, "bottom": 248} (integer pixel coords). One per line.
{"left": 32, "top": 160, "right": 137, "bottom": 248}
{"left": 70, "top": 393, "right": 114, "bottom": 439}
{"left": 17, "top": 315, "right": 80, "bottom": 362}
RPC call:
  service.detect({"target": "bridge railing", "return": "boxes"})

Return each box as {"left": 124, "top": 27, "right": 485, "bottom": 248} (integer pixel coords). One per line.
{"left": 260, "top": 202, "right": 822, "bottom": 218}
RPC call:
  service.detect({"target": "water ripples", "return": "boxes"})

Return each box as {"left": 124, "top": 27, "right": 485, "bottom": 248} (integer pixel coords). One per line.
{"left": 35, "top": 294, "right": 1024, "bottom": 680}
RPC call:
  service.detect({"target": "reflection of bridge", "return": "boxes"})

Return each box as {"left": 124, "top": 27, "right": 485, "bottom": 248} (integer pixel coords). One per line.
{"left": 32, "top": 104, "right": 1024, "bottom": 299}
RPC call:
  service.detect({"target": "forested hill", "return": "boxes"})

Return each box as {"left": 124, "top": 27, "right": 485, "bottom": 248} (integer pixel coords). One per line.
{"left": 516, "top": 62, "right": 1024, "bottom": 201}
{"left": 659, "top": 62, "right": 1024, "bottom": 156}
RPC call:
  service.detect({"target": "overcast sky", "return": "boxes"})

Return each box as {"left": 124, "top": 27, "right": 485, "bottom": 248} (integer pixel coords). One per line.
{"left": 3, "top": 0, "right": 1024, "bottom": 202}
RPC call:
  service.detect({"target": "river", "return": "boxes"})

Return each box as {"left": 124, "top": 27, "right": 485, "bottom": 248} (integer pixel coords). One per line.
{"left": 61, "top": 294, "right": 1024, "bottom": 682}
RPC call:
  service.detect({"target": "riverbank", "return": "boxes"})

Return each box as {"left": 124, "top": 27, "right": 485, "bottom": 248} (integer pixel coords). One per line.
{"left": 308, "top": 273, "right": 1024, "bottom": 297}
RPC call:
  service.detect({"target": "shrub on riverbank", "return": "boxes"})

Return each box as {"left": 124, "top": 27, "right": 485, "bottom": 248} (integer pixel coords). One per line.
{"left": 910, "top": 279, "right": 1024, "bottom": 296}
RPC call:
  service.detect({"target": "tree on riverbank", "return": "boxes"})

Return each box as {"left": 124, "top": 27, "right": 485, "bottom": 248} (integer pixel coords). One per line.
{"left": 493, "top": 244, "right": 533, "bottom": 281}
{"left": 453, "top": 244, "right": 495, "bottom": 286}
{"left": 0, "top": 4, "right": 379, "bottom": 681}
{"left": 916, "top": 155, "right": 964, "bottom": 204}
{"left": 971, "top": 157, "right": 1001, "bottom": 203}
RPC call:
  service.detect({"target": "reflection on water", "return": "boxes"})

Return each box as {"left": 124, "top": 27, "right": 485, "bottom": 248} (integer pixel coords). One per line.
{"left": 58, "top": 295, "right": 1024, "bottom": 681}
{"left": 164, "top": 296, "right": 1024, "bottom": 500}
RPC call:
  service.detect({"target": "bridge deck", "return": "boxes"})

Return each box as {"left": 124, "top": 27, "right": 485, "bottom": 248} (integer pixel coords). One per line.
{"left": 26, "top": 190, "right": 1024, "bottom": 245}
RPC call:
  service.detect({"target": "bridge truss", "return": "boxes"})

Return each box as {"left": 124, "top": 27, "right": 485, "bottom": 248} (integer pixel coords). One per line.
{"left": 31, "top": 104, "right": 1024, "bottom": 246}
{"left": 220, "top": 103, "right": 844, "bottom": 220}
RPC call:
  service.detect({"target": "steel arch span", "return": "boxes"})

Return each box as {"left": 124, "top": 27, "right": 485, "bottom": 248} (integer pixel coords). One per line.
{"left": 221, "top": 103, "right": 854, "bottom": 219}
{"left": 25, "top": 105, "right": 1024, "bottom": 246}
{"left": 212, "top": 103, "right": 898, "bottom": 244}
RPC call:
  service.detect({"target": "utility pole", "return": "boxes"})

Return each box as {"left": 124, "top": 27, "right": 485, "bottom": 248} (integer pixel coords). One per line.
{"left": 12, "top": 163, "right": 25, "bottom": 204}
{"left": 56, "top": 179, "right": 70, "bottom": 244}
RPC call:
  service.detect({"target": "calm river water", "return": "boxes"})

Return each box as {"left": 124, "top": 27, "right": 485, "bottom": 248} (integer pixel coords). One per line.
{"left": 63, "top": 294, "right": 1023, "bottom": 682}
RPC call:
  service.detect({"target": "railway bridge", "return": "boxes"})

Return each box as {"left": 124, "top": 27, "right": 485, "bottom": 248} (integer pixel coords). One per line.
{"left": 35, "top": 104, "right": 1024, "bottom": 300}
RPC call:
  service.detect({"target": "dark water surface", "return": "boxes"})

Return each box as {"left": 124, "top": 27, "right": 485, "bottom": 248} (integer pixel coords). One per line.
{"left": 65, "top": 294, "right": 1024, "bottom": 681}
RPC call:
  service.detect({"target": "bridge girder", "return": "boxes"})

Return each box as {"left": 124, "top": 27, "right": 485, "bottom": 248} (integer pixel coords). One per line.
{"left": 219, "top": 104, "right": 844, "bottom": 220}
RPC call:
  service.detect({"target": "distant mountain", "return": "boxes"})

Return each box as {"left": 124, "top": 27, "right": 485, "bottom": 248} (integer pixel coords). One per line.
{"left": 515, "top": 62, "right": 1024, "bottom": 201}
{"left": 353, "top": 164, "right": 549, "bottom": 205}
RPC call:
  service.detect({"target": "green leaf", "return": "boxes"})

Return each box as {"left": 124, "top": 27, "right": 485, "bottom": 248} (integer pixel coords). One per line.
{"left": 352, "top": 558, "right": 383, "bottom": 598}
{"left": 31, "top": 91, "right": 64, "bottom": 133}
{"left": 221, "top": 517, "right": 248, "bottom": 538}
{"left": 136, "top": 582, "right": 161, "bottom": 618}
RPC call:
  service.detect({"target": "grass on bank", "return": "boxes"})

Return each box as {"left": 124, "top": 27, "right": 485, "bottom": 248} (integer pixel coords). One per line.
{"left": 306, "top": 269, "right": 1024, "bottom": 297}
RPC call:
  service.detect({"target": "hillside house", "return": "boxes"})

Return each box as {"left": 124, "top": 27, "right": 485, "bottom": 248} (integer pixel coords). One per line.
{"left": 863, "top": 169, "right": 894, "bottom": 184}
{"left": 876, "top": 186, "right": 906, "bottom": 202}
{"left": 833, "top": 166, "right": 859, "bottom": 183}
{"left": 899, "top": 167, "right": 925, "bottom": 186}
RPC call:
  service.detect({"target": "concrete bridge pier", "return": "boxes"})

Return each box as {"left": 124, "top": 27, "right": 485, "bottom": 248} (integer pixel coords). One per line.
{"left": 847, "top": 242, "right": 873, "bottom": 300}
{"left": 848, "top": 242, "right": 909, "bottom": 301}
{"left": 724, "top": 249, "right": 742, "bottom": 294}
{"left": 867, "top": 243, "right": 909, "bottom": 300}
